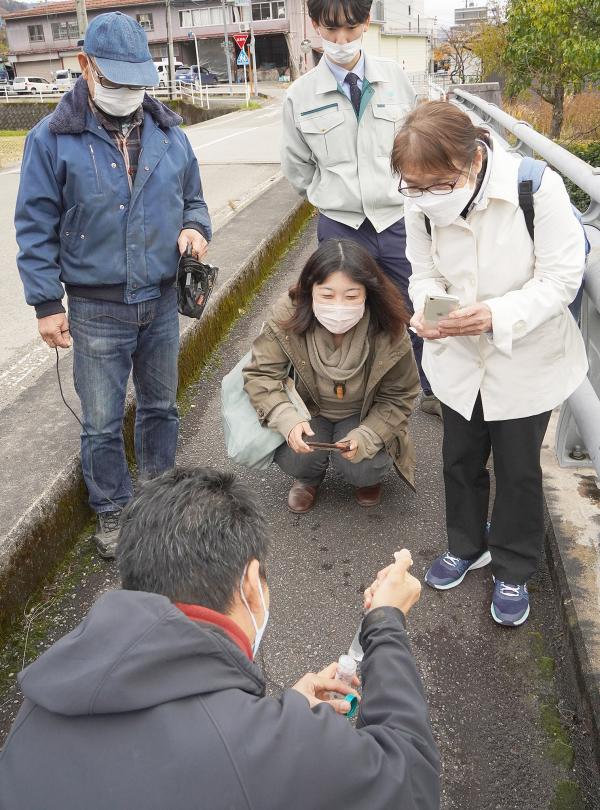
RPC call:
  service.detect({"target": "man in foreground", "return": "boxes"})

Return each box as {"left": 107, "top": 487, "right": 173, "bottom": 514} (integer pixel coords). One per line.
{"left": 0, "top": 467, "right": 440, "bottom": 809}
{"left": 15, "top": 12, "right": 211, "bottom": 559}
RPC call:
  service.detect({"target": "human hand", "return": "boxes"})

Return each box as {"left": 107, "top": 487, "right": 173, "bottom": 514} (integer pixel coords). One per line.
{"left": 338, "top": 437, "right": 357, "bottom": 461}
{"left": 178, "top": 228, "right": 209, "bottom": 260}
{"left": 410, "top": 310, "right": 443, "bottom": 340}
{"left": 38, "top": 313, "right": 71, "bottom": 349}
{"left": 438, "top": 303, "right": 492, "bottom": 337}
{"left": 287, "top": 421, "right": 314, "bottom": 454}
{"left": 292, "top": 662, "right": 360, "bottom": 716}
{"left": 363, "top": 549, "right": 421, "bottom": 616}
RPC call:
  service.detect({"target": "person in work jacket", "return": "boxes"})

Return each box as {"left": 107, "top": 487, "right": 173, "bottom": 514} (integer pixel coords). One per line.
{"left": 243, "top": 239, "right": 420, "bottom": 513}
{"left": 0, "top": 466, "right": 441, "bottom": 810}
{"left": 391, "top": 101, "right": 588, "bottom": 627}
{"left": 280, "top": 0, "right": 441, "bottom": 418}
{"left": 14, "top": 12, "right": 212, "bottom": 559}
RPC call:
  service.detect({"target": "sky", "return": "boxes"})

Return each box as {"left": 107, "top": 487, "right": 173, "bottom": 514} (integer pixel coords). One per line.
{"left": 424, "top": 0, "right": 466, "bottom": 27}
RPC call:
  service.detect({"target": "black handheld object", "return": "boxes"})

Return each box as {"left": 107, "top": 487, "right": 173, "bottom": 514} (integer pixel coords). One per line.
{"left": 177, "top": 245, "right": 218, "bottom": 319}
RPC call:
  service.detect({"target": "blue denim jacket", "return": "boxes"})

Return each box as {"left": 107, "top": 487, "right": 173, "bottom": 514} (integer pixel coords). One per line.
{"left": 15, "top": 78, "right": 212, "bottom": 316}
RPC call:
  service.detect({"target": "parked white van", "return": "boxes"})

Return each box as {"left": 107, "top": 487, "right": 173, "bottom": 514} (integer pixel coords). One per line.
{"left": 153, "top": 61, "right": 185, "bottom": 87}
{"left": 55, "top": 69, "right": 82, "bottom": 90}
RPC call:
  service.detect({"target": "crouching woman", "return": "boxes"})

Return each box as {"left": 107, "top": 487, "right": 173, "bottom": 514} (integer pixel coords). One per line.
{"left": 243, "top": 239, "right": 420, "bottom": 513}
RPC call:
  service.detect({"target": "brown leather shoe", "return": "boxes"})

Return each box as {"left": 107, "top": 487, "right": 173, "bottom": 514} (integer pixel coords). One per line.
{"left": 287, "top": 481, "right": 318, "bottom": 514}
{"left": 354, "top": 483, "right": 382, "bottom": 508}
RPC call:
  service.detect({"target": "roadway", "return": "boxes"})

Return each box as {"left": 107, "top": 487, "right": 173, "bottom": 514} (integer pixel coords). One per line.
{"left": 0, "top": 90, "right": 283, "bottom": 408}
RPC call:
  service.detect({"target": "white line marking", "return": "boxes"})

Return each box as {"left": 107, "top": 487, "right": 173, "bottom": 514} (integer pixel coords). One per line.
{"left": 192, "top": 125, "right": 262, "bottom": 152}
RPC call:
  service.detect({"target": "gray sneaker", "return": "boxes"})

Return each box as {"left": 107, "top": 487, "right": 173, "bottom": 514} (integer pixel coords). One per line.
{"left": 93, "top": 511, "right": 121, "bottom": 559}
{"left": 421, "top": 393, "right": 442, "bottom": 419}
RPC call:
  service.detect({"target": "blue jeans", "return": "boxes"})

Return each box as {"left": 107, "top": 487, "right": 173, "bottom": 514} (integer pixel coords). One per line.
{"left": 317, "top": 213, "right": 431, "bottom": 393}
{"left": 68, "top": 288, "right": 180, "bottom": 513}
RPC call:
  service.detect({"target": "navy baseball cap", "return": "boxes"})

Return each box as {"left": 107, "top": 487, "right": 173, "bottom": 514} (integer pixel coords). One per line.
{"left": 83, "top": 12, "right": 159, "bottom": 87}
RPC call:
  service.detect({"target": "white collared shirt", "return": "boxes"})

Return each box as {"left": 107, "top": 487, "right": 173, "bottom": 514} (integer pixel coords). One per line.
{"left": 324, "top": 53, "right": 365, "bottom": 101}
{"left": 406, "top": 142, "right": 588, "bottom": 421}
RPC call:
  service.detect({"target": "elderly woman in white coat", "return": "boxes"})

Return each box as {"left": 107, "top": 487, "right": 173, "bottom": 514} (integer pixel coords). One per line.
{"left": 391, "top": 101, "right": 588, "bottom": 627}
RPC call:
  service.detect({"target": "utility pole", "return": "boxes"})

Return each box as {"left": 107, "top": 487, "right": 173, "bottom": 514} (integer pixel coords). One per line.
{"left": 75, "top": 0, "right": 88, "bottom": 38}
{"left": 248, "top": 7, "right": 258, "bottom": 96}
{"left": 165, "top": 0, "right": 176, "bottom": 98}
{"left": 221, "top": 0, "right": 233, "bottom": 94}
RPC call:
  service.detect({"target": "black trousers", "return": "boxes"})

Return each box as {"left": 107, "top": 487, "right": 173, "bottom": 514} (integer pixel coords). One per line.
{"left": 442, "top": 395, "right": 551, "bottom": 584}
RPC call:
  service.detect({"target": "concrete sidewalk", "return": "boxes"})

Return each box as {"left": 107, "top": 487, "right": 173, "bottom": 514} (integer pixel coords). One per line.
{"left": 0, "top": 175, "right": 310, "bottom": 624}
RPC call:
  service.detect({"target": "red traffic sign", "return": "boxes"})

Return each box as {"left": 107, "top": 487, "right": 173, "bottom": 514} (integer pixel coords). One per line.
{"left": 232, "top": 33, "right": 249, "bottom": 50}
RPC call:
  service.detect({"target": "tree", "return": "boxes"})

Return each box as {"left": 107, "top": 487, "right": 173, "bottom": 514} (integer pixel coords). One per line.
{"left": 503, "top": 0, "right": 600, "bottom": 138}
{"left": 438, "top": 27, "right": 478, "bottom": 84}
{"left": 469, "top": 2, "right": 508, "bottom": 83}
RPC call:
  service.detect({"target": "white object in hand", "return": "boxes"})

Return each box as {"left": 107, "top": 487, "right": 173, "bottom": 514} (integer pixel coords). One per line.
{"left": 348, "top": 626, "right": 364, "bottom": 663}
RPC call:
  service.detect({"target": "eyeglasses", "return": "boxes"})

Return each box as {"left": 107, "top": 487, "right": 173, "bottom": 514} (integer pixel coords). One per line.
{"left": 89, "top": 59, "right": 151, "bottom": 91}
{"left": 398, "top": 160, "right": 472, "bottom": 198}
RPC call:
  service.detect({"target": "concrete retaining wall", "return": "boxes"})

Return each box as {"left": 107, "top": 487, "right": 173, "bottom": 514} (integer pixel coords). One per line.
{"left": 0, "top": 98, "right": 233, "bottom": 131}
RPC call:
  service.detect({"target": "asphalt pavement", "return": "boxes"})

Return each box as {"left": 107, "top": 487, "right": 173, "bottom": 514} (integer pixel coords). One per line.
{"left": 1, "top": 219, "right": 599, "bottom": 809}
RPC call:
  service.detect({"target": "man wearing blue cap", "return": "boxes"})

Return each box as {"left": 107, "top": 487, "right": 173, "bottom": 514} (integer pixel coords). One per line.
{"left": 15, "top": 12, "right": 212, "bottom": 558}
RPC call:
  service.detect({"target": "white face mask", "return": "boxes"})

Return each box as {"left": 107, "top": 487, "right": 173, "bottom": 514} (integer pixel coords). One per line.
{"left": 313, "top": 301, "right": 365, "bottom": 334}
{"left": 92, "top": 77, "right": 145, "bottom": 118}
{"left": 239, "top": 565, "right": 269, "bottom": 658}
{"left": 413, "top": 160, "right": 477, "bottom": 228}
{"left": 321, "top": 34, "right": 363, "bottom": 65}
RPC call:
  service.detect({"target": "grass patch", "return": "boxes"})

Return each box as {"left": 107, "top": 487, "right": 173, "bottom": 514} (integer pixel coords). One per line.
{"left": 529, "top": 631, "right": 576, "bottom": 774}
{"left": 0, "top": 517, "right": 100, "bottom": 697}
{"left": 0, "top": 129, "right": 28, "bottom": 136}
{"left": 540, "top": 700, "right": 575, "bottom": 768}
{"left": 550, "top": 780, "right": 585, "bottom": 810}
{"left": 503, "top": 90, "right": 600, "bottom": 143}
{"left": 242, "top": 100, "right": 262, "bottom": 110}
{"left": 0, "top": 132, "right": 26, "bottom": 166}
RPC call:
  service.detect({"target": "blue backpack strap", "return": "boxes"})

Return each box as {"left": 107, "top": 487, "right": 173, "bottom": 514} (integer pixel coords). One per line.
{"left": 518, "top": 157, "right": 547, "bottom": 242}
{"left": 518, "top": 156, "right": 590, "bottom": 257}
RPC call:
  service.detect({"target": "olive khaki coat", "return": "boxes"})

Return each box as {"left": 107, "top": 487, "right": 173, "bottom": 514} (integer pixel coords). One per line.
{"left": 243, "top": 294, "right": 421, "bottom": 490}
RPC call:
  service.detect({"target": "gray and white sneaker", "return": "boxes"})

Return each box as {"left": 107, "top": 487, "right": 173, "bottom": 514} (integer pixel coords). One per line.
{"left": 93, "top": 511, "right": 121, "bottom": 559}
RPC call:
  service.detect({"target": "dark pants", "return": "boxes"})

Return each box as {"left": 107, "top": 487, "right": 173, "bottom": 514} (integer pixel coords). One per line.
{"left": 442, "top": 395, "right": 551, "bottom": 584}
{"left": 275, "top": 414, "right": 393, "bottom": 488}
{"left": 68, "top": 287, "right": 180, "bottom": 514}
{"left": 317, "top": 212, "right": 430, "bottom": 393}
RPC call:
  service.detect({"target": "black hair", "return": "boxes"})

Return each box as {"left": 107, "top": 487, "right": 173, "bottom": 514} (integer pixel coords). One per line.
{"left": 281, "top": 239, "right": 409, "bottom": 339}
{"left": 307, "top": 0, "right": 372, "bottom": 26}
{"left": 117, "top": 467, "right": 269, "bottom": 613}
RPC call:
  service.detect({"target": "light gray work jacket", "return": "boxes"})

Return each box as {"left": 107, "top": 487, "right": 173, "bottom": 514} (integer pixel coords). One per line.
{"left": 281, "top": 53, "right": 417, "bottom": 232}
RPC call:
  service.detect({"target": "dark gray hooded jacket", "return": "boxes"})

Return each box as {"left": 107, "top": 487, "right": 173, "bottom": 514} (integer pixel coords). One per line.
{"left": 0, "top": 590, "right": 440, "bottom": 809}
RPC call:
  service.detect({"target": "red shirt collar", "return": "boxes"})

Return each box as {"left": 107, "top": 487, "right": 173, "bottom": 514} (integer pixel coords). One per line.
{"left": 175, "top": 602, "right": 253, "bottom": 661}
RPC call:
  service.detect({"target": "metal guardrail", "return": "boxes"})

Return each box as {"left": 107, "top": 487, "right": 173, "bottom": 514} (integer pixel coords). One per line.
{"left": 0, "top": 80, "right": 253, "bottom": 108}
{"left": 451, "top": 87, "right": 600, "bottom": 478}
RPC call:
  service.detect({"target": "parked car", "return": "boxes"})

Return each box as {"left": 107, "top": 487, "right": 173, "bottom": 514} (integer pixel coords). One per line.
{"left": 54, "top": 68, "right": 82, "bottom": 90}
{"left": 12, "top": 76, "right": 57, "bottom": 95}
{"left": 154, "top": 61, "right": 185, "bottom": 87}
{"left": 175, "top": 65, "right": 219, "bottom": 87}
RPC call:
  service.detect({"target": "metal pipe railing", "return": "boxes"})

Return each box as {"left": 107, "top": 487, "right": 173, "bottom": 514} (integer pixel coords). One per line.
{"left": 451, "top": 88, "right": 600, "bottom": 231}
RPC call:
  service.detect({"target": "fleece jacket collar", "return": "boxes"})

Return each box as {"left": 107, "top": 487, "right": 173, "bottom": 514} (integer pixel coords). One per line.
{"left": 175, "top": 602, "right": 253, "bottom": 660}
{"left": 48, "top": 76, "right": 182, "bottom": 135}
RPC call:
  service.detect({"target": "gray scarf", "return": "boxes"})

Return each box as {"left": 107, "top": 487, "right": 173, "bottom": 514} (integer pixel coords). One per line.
{"left": 307, "top": 310, "right": 370, "bottom": 383}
